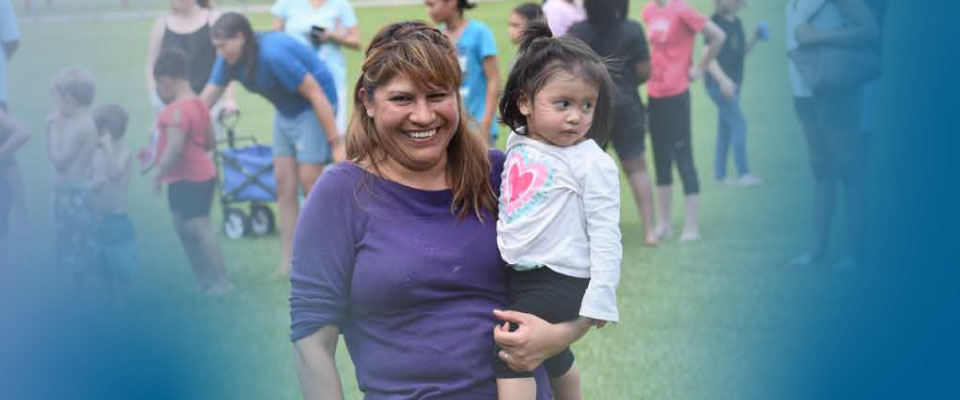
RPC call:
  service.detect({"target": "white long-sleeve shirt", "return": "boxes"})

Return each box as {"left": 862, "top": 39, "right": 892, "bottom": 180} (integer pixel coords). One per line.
{"left": 497, "top": 132, "right": 622, "bottom": 322}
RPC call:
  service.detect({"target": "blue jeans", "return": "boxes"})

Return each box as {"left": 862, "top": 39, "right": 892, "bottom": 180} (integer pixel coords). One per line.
{"left": 705, "top": 79, "right": 750, "bottom": 180}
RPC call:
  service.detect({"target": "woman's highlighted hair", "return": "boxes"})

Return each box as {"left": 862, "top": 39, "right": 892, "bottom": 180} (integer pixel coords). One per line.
{"left": 347, "top": 21, "right": 496, "bottom": 219}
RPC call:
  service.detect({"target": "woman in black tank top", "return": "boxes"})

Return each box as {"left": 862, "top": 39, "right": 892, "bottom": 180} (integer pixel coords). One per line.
{"left": 146, "top": 0, "right": 236, "bottom": 113}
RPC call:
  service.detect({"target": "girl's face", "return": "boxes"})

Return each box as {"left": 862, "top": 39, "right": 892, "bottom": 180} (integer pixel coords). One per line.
{"left": 519, "top": 70, "right": 598, "bottom": 148}
{"left": 507, "top": 12, "right": 528, "bottom": 45}
{"left": 360, "top": 73, "right": 460, "bottom": 173}
{"left": 424, "top": 0, "right": 458, "bottom": 24}
{"left": 212, "top": 33, "right": 245, "bottom": 65}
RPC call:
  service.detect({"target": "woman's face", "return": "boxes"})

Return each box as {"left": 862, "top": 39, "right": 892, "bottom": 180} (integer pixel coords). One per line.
{"left": 360, "top": 74, "right": 460, "bottom": 173}
{"left": 507, "top": 12, "right": 528, "bottom": 45}
{"left": 212, "top": 33, "right": 246, "bottom": 65}
{"left": 424, "top": 0, "right": 457, "bottom": 24}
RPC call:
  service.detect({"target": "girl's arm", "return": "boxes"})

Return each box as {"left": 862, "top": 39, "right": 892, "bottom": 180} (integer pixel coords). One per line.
{"left": 152, "top": 116, "right": 187, "bottom": 190}
{"left": 298, "top": 74, "right": 344, "bottom": 161}
{"left": 326, "top": 25, "right": 360, "bottom": 50}
{"left": 293, "top": 325, "right": 345, "bottom": 400}
{"left": 493, "top": 310, "right": 593, "bottom": 372}
{"left": 690, "top": 21, "right": 727, "bottom": 82}
{"left": 88, "top": 148, "right": 108, "bottom": 192}
{"left": 745, "top": 28, "right": 760, "bottom": 54}
{"left": 635, "top": 61, "right": 652, "bottom": 85}
{"left": 795, "top": 0, "right": 879, "bottom": 46}
{"left": 200, "top": 83, "right": 226, "bottom": 110}
{"left": 707, "top": 59, "right": 738, "bottom": 99}
{"left": 579, "top": 158, "right": 623, "bottom": 325}
{"left": 273, "top": 17, "right": 285, "bottom": 32}
{"left": 481, "top": 55, "right": 500, "bottom": 142}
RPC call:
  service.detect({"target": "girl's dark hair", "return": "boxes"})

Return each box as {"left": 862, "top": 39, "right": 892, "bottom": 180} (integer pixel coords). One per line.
{"left": 514, "top": 3, "right": 544, "bottom": 22}
{"left": 456, "top": 0, "right": 477, "bottom": 12}
{"left": 211, "top": 12, "right": 258, "bottom": 84}
{"left": 197, "top": 0, "right": 211, "bottom": 8}
{"left": 153, "top": 47, "right": 190, "bottom": 80}
{"left": 499, "top": 22, "right": 615, "bottom": 145}
{"left": 584, "top": 0, "right": 628, "bottom": 27}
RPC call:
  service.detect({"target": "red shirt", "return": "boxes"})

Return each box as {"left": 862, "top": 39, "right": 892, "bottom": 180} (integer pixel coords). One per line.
{"left": 156, "top": 97, "right": 216, "bottom": 183}
{"left": 641, "top": 0, "right": 708, "bottom": 98}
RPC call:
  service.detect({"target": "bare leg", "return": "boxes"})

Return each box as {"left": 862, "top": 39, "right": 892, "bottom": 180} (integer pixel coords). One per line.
{"left": 298, "top": 163, "right": 324, "bottom": 196}
{"left": 655, "top": 185, "right": 674, "bottom": 239}
{"left": 174, "top": 213, "right": 212, "bottom": 289}
{"left": 812, "top": 178, "right": 837, "bottom": 261}
{"left": 6, "top": 166, "right": 29, "bottom": 227}
{"left": 497, "top": 377, "right": 537, "bottom": 400}
{"left": 620, "top": 156, "right": 658, "bottom": 246}
{"left": 680, "top": 194, "right": 700, "bottom": 241}
{"left": 184, "top": 216, "right": 231, "bottom": 294}
{"left": 550, "top": 361, "right": 583, "bottom": 400}
{"left": 274, "top": 156, "right": 300, "bottom": 277}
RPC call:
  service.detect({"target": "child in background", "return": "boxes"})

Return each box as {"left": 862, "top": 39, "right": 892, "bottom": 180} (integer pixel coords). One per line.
{"left": 642, "top": 0, "right": 726, "bottom": 241}
{"left": 425, "top": 0, "right": 501, "bottom": 146}
{"left": 569, "top": 0, "right": 660, "bottom": 247}
{"left": 90, "top": 104, "right": 137, "bottom": 307}
{"left": 0, "top": 108, "right": 28, "bottom": 266}
{"left": 508, "top": 3, "right": 544, "bottom": 45}
{"left": 705, "top": 0, "right": 765, "bottom": 187}
{"left": 495, "top": 23, "right": 621, "bottom": 400}
{"left": 46, "top": 67, "right": 99, "bottom": 278}
{"left": 152, "top": 47, "right": 232, "bottom": 295}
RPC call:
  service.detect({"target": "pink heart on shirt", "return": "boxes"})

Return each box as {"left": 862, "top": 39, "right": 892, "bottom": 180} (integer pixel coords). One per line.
{"left": 505, "top": 153, "right": 548, "bottom": 214}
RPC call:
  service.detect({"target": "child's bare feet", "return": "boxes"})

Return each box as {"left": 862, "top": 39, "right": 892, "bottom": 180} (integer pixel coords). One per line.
{"left": 679, "top": 229, "right": 700, "bottom": 242}
{"left": 655, "top": 224, "right": 673, "bottom": 240}
{"left": 204, "top": 281, "right": 234, "bottom": 296}
{"left": 644, "top": 231, "right": 660, "bottom": 247}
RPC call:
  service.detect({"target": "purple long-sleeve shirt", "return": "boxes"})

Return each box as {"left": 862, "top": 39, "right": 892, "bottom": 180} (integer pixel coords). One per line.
{"left": 290, "top": 150, "right": 551, "bottom": 399}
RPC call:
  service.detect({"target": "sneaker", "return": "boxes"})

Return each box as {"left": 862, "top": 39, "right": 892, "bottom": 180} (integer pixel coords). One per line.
{"left": 736, "top": 174, "right": 764, "bottom": 187}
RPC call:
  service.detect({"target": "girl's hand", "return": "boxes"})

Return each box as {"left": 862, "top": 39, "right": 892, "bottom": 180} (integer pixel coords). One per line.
{"left": 688, "top": 65, "right": 704, "bottom": 82}
{"left": 492, "top": 310, "right": 591, "bottom": 372}
{"left": 720, "top": 79, "right": 738, "bottom": 100}
{"left": 152, "top": 177, "right": 163, "bottom": 196}
{"left": 586, "top": 318, "right": 608, "bottom": 329}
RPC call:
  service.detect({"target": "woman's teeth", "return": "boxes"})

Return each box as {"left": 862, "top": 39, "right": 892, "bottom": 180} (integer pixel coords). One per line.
{"left": 407, "top": 129, "right": 436, "bottom": 139}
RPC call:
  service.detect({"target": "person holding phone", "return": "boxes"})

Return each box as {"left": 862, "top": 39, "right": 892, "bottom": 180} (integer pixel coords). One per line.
{"left": 272, "top": 0, "right": 360, "bottom": 136}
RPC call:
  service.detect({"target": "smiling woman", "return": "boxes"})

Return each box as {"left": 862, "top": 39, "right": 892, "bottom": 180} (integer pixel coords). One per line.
{"left": 288, "top": 21, "right": 593, "bottom": 400}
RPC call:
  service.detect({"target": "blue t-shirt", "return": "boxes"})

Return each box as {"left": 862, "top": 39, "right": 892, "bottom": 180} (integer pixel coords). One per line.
{"left": 209, "top": 32, "right": 337, "bottom": 118}
{"left": 455, "top": 20, "right": 498, "bottom": 139}
{"left": 0, "top": 0, "right": 21, "bottom": 104}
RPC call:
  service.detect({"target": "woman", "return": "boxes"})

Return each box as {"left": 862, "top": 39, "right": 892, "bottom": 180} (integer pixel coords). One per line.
{"left": 145, "top": 0, "right": 236, "bottom": 127}
{"left": 569, "top": 0, "right": 659, "bottom": 246}
{"left": 289, "top": 21, "right": 591, "bottom": 399}
{"left": 200, "top": 12, "right": 341, "bottom": 277}
{"left": 271, "top": 0, "right": 360, "bottom": 135}
{"left": 786, "top": 0, "right": 879, "bottom": 270}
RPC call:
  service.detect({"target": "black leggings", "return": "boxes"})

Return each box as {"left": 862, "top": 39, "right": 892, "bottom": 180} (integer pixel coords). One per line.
{"left": 649, "top": 91, "right": 700, "bottom": 195}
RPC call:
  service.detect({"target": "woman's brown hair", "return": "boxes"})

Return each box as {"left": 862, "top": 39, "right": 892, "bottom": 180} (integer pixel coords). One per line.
{"left": 347, "top": 21, "right": 496, "bottom": 220}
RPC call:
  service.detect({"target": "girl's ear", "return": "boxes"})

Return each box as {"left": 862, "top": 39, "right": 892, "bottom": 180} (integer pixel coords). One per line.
{"left": 359, "top": 88, "right": 375, "bottom": 118}
{"left": 517, "top": 93, "right": 532, "bottom": 117}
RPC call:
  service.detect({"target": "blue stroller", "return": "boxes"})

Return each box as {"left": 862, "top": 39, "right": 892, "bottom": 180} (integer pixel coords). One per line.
{"left": 216, "top": 112, "right": 277, "bottom": 239}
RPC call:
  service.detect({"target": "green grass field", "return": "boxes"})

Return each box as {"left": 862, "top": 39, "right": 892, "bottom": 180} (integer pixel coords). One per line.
{"left": 6, "top": 1, "right": 831, "bottom": 398}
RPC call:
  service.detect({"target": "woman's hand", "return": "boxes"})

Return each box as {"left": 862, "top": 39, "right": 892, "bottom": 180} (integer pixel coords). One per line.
{"left": 492, "top": 310, "right": 592, "bottom": 373}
